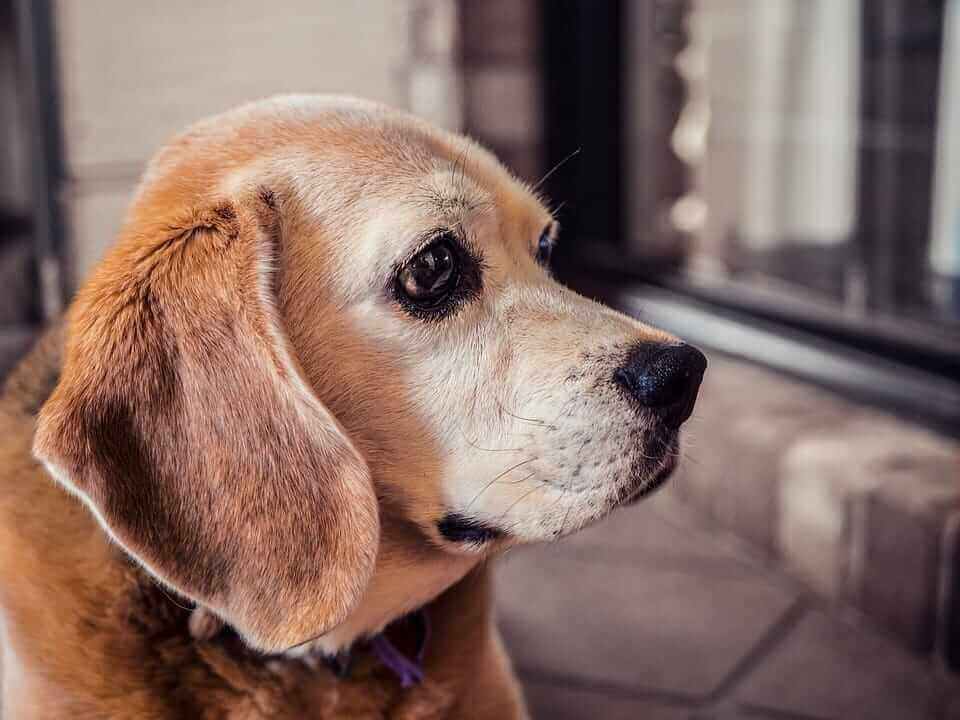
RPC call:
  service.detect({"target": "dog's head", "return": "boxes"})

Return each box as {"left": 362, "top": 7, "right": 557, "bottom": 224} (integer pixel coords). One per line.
{"left": 33, "top": 96, "right": 705, "bottom": 653}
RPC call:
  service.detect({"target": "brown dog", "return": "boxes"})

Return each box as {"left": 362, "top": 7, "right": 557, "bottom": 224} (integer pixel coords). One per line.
{"left": 0, "top": 95, "right": 705, "bottom": 718}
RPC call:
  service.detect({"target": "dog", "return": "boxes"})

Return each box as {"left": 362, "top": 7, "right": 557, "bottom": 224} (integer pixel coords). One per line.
{"left": 0, "top": 95, "right": 706, "bottom": 718}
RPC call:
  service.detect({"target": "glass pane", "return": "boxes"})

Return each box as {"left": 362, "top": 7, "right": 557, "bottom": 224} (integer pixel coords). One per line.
{"left": 625, "top": 0, "right": 959, "bottom": 349}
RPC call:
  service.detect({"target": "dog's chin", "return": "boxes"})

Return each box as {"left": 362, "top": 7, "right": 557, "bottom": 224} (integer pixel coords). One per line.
{"left": 622, "top": 451, "right": 678, "bottom": 505}
{"left": 618, "top": 430, "right": 680, "bottom": 506}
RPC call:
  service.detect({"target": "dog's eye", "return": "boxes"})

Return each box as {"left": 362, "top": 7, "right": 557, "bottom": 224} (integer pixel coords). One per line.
{"left": 536, "top": 227, "right": 554, "bottom": 266}
{"left": 398, "top": 238, "right": 459, "bottom": 305}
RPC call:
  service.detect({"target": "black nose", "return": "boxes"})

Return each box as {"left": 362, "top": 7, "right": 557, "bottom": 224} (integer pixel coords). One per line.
{"left": 614, "top": 342, "right": 707, "bottom": 427}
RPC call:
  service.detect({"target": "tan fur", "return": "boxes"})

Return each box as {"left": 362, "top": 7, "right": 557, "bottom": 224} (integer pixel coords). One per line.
{"left": 0, "top": 95, "right": 690, "bottom": 718}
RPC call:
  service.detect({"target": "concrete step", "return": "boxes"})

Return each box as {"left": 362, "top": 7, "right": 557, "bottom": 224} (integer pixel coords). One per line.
{"left": 671, "top": 353, "right": 960, "bottom": 673}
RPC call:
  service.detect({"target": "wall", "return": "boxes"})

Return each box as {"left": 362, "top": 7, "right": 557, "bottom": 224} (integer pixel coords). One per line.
{"left": 55, "top": 0, "right": 544, "bottom": 288}
{"left": 55, "top": 0, "right": 411, "bottom": 284}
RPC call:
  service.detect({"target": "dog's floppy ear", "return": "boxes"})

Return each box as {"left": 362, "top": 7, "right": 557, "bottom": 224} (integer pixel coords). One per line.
{"left": 33, "top": 191, "right": 378, "bottom": 652}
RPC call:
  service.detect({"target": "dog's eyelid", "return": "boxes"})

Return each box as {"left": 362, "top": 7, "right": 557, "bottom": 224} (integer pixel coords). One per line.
{"left": 398, "top": 227, "right": 464, "bottom": 269}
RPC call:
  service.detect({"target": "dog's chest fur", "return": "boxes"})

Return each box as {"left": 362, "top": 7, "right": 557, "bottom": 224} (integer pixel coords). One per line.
{"left": 17, "top": 564, "right": 456, "bottom": 719}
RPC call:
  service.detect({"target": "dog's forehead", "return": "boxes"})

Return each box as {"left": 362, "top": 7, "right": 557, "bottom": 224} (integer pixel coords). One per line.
{"left": 247, "top": 111, "right": 555, "bottom": 294}
{"left": 137, "top": 96, "right": 553, "bottom": 288}
{"left": 286, "top": 119, "right": 551, "bottom": 251}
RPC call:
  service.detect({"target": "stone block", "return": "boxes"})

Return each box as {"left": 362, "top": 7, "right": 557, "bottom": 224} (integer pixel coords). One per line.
{"left": 675, "top": 355, "right": 848, "bottom": 552}
{"left": 778, "top": 416, "right": 958, "bottom": 611}
{"left": 859, "top": 454, "right": 960, "bottom": 653}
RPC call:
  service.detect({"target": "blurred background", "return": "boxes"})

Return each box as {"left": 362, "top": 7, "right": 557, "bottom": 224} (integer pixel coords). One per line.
{"left": 1, "top": 1, "right": 959, "bottom": 717}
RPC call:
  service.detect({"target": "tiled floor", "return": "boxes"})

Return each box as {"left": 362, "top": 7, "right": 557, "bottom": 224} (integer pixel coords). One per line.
{"left": 496, "top": 490, "right": 960, "bottom": 720}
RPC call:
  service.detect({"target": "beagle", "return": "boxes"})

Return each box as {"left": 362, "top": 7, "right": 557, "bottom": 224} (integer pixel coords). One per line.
{"left": 0, "top": 95, "right": 705, "bottom": 718}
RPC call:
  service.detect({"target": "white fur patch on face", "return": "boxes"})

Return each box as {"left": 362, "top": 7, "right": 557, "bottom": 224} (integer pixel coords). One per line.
{"left": 379, "top": 274, "right": 681, "bottom": 545}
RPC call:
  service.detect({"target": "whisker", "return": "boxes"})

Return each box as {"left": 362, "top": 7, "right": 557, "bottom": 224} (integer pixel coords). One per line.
{"left": 496, "top": 483, "right": 545, "bottom": 527}
{"left": 513, "top": 486, "right": 569, "bottom": 539}
{"left": 465, "top": 456, "right": 538, "bottom": 511}
{"left": 503, "top": 469, "right": 538, "bottom": 486}
{"left": 560, "top": 497, "right": 575, "bottom": 537}
{"left": 452, "top": 145, "right": 470, "bottom": 199}
{"left": 545, "top": 393, "right": 580, "bottom": 429}
{"left": 460, "top": 428, "right": 526, "bottom": 453}
{"left": 495, "top": 397, "right": 546, "bottom": 426}
{"left": 531, "top": 148, "right": 582, "bottom": 193}
{"left": 680, "top": 452, "right": 702, "bottom": 467}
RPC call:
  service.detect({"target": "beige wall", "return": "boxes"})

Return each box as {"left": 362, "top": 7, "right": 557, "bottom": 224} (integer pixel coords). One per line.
{"left": 56, "top": 0, "right": 412, "bottom": 283}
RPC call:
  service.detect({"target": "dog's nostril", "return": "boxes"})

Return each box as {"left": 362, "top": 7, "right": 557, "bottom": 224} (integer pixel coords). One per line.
{"left": 614, "top": 342, "right": 707, "bottom": 427}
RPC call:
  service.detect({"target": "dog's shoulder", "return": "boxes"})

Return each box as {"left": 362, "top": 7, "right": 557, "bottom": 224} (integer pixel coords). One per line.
{"left": 0, "top": 320, "right": 132, "bottom": 714}
{"left": 0, "top": 319, "right": 77, "bottom": 567}
{"left": 0, "top": 320, "right": 81, "bottom": 566}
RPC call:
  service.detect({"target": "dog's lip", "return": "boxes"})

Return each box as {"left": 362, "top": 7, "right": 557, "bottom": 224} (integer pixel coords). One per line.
{"left": 651, "top": 451, "right": 679, "bottom": 486}
{"left": 623, "top": 440, "right": 679, "bottom": 505}
{"left": 436, "top": 512, "right": 504, "bottom": 545}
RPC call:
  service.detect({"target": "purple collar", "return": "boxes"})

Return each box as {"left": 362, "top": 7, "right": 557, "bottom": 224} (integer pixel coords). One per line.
{"left": 327, "top": 609, "right": 430, "bottom": 689}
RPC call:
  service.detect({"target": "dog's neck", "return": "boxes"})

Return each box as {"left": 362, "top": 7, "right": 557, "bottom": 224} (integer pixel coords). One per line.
{"left": 182, "top": 514, "right": 480, "bottom": 659}
{"left": 290, "top": 519, "right": 480, "bottom": 657}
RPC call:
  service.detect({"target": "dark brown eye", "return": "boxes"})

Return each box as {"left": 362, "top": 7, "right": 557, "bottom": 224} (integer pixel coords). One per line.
{"left": 397, "top": 239, "right": 459, "bottom": 305}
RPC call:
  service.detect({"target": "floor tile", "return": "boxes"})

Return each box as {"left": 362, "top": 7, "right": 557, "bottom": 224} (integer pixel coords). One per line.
{"left": 735, "top": 611, "right": 951, "bottom": 720}
{"left": 520, "top": 678, "right": 692, "bottom": 720}
{"left": 560, "top": 491, "right": 755, "bottom": 571}
{"left": 686, "top": 709, "right": 764, "bottom": 720}
{"left": 496, "top": 545, "right": 796, "bottom": 699}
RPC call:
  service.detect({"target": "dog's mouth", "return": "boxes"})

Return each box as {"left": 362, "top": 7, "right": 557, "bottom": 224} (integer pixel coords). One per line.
{"left": 436, "top": 431, "right": 682, "bottom": 548}
{"left": 623, "top": 449, "right": 678, "bottom": 505}
{"left": 436, "top": 513, "right": 505, "bottom": 546}
{"left": 620, "top": 430, "right": 680, "bottom": 505}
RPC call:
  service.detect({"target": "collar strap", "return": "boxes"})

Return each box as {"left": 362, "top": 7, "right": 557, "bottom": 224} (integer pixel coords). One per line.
{"left": 326, "top": 609, "right": 430, "bottom": 689}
